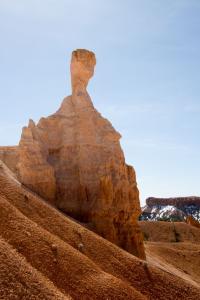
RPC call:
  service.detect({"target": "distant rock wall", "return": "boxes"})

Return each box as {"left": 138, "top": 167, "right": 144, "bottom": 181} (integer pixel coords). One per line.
{"left": 141, "top": 197, "right": 200, "bottom": 222}
{"left": 146, "top": 197, "right": 200, "bottom": 208}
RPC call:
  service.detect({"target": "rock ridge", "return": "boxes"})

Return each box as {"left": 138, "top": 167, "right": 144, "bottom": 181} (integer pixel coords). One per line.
{"left": 146, "top": 196, "right": 200, "bottom": 208}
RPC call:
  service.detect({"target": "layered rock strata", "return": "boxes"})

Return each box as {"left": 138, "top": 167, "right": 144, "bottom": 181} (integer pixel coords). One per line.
{"left": 146, "top": 197, "right": 200, "bottom": 208}
{"left": 141, "top": 196, "right": 200, "bottom": 222}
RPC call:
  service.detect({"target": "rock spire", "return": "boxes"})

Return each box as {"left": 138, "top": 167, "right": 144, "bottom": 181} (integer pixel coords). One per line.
{"left": 16, "top": 49, "right": 145, "bottom": 258}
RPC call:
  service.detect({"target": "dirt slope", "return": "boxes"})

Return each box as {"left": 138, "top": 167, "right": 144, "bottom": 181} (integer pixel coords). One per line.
{"left": 139, "top": 220, "right": 200, "bottom": 243}
{"left": 0, "top": 161, "right": 200, "bottom": 299}
{"left": 146, "top": 242, "right": 200, "bottom": 286}
{"left": 0, "top": 237, "right": 69, "bottom": 300}
{"left": 140, "top": 220, "right": 200, "bottom": 287}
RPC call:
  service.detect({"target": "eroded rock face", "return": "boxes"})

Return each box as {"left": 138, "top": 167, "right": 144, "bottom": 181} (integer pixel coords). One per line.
{"left": 146, "top": 197, "right": 200, "bottom": 208}
{"left": 0, "top": 146, "right": 19, "bottom": 174}
{"left": 140, "top": 196, "right": 200, "bottom": 222}
{"left": 17, "top": 49, "right": 145, "bottom": 258}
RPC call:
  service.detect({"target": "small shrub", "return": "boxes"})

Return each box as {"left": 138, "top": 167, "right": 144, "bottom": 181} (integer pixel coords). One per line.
{"left": 143, "top": 232, "right": 149, "bottom": 241}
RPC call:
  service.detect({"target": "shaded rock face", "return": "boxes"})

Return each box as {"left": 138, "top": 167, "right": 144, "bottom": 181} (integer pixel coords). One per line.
{"left": 16, "top": 49, "right": 145, "bottom": 258}
{"left": 0, "top": 146, "right": 19, "bottom": 174}
{"left": 140, "top": 197, "right": 200, "bottom": 222}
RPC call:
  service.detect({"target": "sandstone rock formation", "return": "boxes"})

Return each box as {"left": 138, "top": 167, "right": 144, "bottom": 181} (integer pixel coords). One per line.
{"left": 186, "top": 216, "right": 200, "bottom": 229}
{"left": 146, "top": 196, "right": 200, "bottom": 208}
{"left": 141, "top": 196, "right": 200, "bottom": 222}
{"left": 0, "top": 146, "right": 19, "bottom": 174}
{"left": 2, "top": 49, "right": 145, "bottom": 259}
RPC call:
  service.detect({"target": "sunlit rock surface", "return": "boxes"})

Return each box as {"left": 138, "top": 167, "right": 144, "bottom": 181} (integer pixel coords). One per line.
{"left": 2, "top": 49, "right": 145, "bottom": 258}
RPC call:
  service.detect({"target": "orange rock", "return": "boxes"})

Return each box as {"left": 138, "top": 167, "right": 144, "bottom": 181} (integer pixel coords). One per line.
{"left": 5, "top": 49, "right": 145, "bottom": 259}
{"left": 186, "top": 216, "right": 200, "bottom": 229}
{"left": 0, "top": 146, "right": 19, "bottom": 174}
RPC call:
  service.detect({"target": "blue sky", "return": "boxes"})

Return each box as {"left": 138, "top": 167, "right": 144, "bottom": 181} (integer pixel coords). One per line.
{"left": 0, "top": 0, "right": 200, "bottom": 205}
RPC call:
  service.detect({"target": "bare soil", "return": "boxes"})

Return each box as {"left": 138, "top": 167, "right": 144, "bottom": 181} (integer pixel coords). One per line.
{"left": 0, "top": 162, "right": 199, "bottom": 299}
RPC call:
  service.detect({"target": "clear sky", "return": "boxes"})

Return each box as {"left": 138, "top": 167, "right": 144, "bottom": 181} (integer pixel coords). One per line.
{"left": 0, "top": 0, "right": 200, "bottom": 205}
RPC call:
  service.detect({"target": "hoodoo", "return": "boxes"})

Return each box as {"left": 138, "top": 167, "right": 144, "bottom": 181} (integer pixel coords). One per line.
{"left": 4, "top": 50, "right": 145, "bottom": 259}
